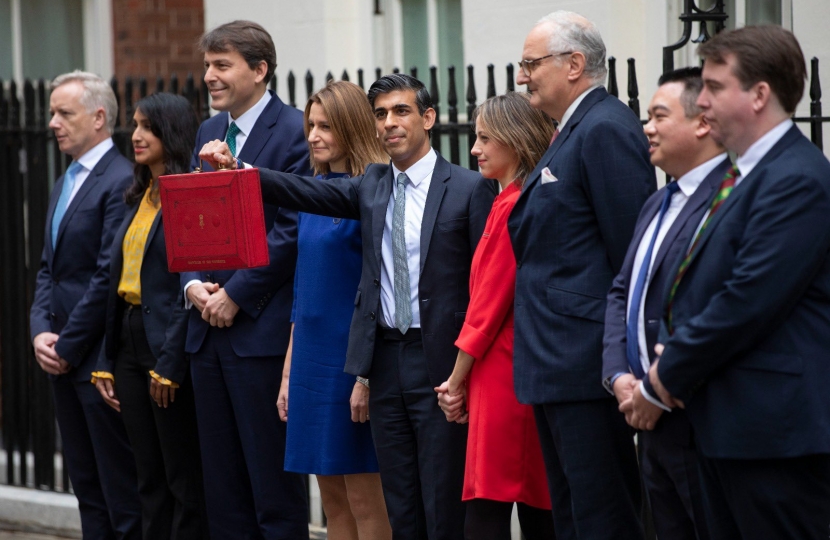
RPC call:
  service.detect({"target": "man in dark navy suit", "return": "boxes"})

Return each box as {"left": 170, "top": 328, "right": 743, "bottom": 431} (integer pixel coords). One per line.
{"left": 507, "top": 11, "right": 656, "bottom": 540}
{"left": 649, "top": 26, "right": 830, "bottom": 540}
{"left": 602, "top": 67, "right": 729, "bottom": 540}
{"left": 199, "top": 73, "right": 495, "bottom": 540}
{"left": 30, "top": 71, "right": 140, "bottom": 540}
{"left": 181, "top": 20, "right": 311, "bottom": 540}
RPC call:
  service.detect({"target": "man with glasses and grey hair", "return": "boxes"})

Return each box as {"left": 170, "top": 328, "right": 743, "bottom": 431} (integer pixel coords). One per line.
{"left": 507, "top": 11, "right": 655, "bottom": 539}
{"left": 30, "top": 70, "right": 140, "bottom": 539}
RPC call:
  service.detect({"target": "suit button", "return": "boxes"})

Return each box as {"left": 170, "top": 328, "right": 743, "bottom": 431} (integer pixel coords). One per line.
{"left": 143, "top": 306, "right": 150, "bottom": 314}
{"left": 52, "top": 279, "right": 59, "bottom": 285}
{"left": 369, "top": 312, "right": 376, "bottom": 320}
{"left": 50, "top": 312, "right": 56, "bottom": 319}
{"left": 516, "top": 262, "right": 522, "bottom": 269}
{"left": 373, "top": 279, "right": 379, "bottom": 287}
{"left": 206, "top": 274, "right": 213, "bottom": 282}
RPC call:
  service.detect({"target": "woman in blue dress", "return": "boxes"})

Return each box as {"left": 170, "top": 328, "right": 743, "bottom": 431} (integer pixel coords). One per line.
{"left": 277, "top": 80, "right": 391, "bottom": 539}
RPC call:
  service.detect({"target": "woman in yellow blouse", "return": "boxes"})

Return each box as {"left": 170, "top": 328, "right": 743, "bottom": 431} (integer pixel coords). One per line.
{"left": 92, "top": 92, "right": 205, "bottom": 539}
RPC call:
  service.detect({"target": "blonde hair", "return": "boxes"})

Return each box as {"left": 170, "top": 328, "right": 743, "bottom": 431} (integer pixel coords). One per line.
{"left": 304, "top": 81, "right": 387, "bottom": 177}
{"left": 472, "top": 92, "right": 555, "bottom": 184}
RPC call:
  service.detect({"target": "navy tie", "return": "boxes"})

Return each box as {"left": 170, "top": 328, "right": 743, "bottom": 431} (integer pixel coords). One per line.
{"left": 625, "top": 181, "right": 681, "bottom": 378}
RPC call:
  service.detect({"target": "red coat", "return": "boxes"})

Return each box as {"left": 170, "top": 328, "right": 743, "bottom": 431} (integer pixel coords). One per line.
{"left": 455, "top": 181, "right": 551, "bottom": 508}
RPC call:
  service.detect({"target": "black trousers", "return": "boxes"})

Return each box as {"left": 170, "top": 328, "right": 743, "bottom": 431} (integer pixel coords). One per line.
{"left": 464, "top": 499, "right": 556, "bottom": 540}
{"left": 114, "top": 306, "right": 207, "bottom": 540}
{"left": 640, "top": 412, "right": 710, "bottom": 540}
{"left": 698, "top": 453, "right": 830, "bottom": 540}
{"left": 534, "top": 400, "right": 643, "bottom": 540}
{"left": 368, "top": 330, "right": 468, "bottom": 540}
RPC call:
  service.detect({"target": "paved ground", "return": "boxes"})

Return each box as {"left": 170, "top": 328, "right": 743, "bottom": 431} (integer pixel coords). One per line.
{"left": 0, "top": 528, "right": 327, "bottom": 540}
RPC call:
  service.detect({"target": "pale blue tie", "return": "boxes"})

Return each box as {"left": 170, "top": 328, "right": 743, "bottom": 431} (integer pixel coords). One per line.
{"left": 393, "top": 173, "right": 412, "bottom": 333}
{"left": 52, "top": 161, "right": 83, "bottom": 250}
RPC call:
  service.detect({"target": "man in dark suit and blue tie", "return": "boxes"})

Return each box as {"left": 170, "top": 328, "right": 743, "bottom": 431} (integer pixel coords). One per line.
{"left": 602, "top": 67, "right": 730, "bottom": 540}
{"left": 507, "top": 11, "right": 656, "bottom": 540}
{"left": 30, "top": 71, "right": 140, "bottom": 540}
{"left": 199, "top": 73, "right": 496, "bottom": 540}
{"left": 181, "top": 20, "right": 311, "bottom": 539}
{"left": 648, "top": 26, "right": 830, "bottom": 539}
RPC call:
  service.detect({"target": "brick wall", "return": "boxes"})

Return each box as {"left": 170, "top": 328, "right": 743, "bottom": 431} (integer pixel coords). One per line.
{"left": 112, "top": 0, "right": 204, "bottom": 87}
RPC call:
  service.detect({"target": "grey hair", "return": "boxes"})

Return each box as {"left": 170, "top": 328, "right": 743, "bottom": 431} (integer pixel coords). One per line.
{"left": 536, "top": 11, "right": 607, "bottom": 84}
{"left": 51, "top": 70, "right": 118, "bottom": 134}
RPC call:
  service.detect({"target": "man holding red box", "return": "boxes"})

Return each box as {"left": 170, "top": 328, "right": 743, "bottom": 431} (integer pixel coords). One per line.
{"left": 181, "top": 20, "right": 312, "bottom": 540}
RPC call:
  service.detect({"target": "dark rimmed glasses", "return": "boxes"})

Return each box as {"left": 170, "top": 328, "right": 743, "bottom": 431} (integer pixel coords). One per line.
{"left": 517, "top": 51, "right": 573, "bottom": 77}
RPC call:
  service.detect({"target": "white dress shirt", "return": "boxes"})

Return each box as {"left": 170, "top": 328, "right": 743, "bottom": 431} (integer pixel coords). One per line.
{"left": 627, "top": 154, "right": 727, "bottom": 409}
{"left": 69, "top": 138, "right": 115, "bottom": 204}
{"left": 380, "top": 149, "right": 437, "bottom": 329}
{"left": 225, "top": 90, "right": 271, "bottom": 156}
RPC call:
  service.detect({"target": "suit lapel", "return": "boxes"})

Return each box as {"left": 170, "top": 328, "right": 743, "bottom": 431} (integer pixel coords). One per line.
{"left": 651, "top": 157, "right": 731, "bottom": 276}
{"left": 45, "top": 175, "right": 62, "bottom": 264}
{"left": 237, "top": 92, "right": 279, "bottom": 165}
{"left": 144, "top": 210, "right": 162, "bottom": 257}
{"left": 109, "top": 203, "right": 137, "bottom": 300}
{"left": 521, "top": 86, "right": 608, "bottom": 195}
{"left": 419, "top": 156, "right": 450, "bottom": 274}
{"left": 372, "top": 167, "right": 393, "bottom": 269}
{"left": 55, "top": 147, "right": 119, "bottom": 251}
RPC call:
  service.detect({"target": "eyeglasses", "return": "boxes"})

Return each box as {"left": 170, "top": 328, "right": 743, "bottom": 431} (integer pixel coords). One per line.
{"left": 517, "top": 52, "right": 573, "bottom": 77}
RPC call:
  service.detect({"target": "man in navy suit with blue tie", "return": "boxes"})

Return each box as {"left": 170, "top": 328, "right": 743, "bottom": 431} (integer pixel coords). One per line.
{"left": 30, "top": 71, "right": 140, "bottom": 539}
{"left": 648, "top": 26, "right": 830, "bottom": 539}
{"left": 181, "top": 20, "right": 311, "bottom": 539}
{"left": 508, "top": 11, "right": 655, "bottom": 540}
{"left": 602, "top": 67, "right": 729, "bottom": 540}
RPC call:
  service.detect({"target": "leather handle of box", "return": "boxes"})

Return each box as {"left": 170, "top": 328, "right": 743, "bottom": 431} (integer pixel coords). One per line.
{"left": 193, "top": 159, "right": 229, "bottom": 173}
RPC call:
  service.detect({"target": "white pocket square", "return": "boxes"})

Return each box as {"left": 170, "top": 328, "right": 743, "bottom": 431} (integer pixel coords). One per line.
{"left": 540, "top": 167, "right": 558, "bottom": 185}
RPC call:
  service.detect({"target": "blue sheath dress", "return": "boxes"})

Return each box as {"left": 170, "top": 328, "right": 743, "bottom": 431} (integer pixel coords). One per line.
{"left": 284, "top": 173, "right": 379, "bottom": 475}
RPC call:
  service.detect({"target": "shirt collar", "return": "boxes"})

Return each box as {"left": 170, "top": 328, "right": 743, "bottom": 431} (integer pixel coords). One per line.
{"left": 391, "top": 148, "right": 437, "bottom": 188}
{"left": 735, "top": 119, "right": 793, "bottom": 180}
{"left": 76, "top": 138, "right": 115, "bottom": 172}
{"left": 559, "top": 84, "right": 601, "bottom": 131}
{"left": 674, "top": 153, "right": 729, "bottom": 197}
{"left": 226, "top": 90, "right": 272, "bottom": 136}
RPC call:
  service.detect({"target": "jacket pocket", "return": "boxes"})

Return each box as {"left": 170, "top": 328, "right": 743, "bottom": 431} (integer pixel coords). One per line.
{"left": 546, "top": 286, "right": 606, "bottom": 323}
{"left": 734, "top": 350, "right": 803, "bottom": 375}
{"left": 354, "top": 289, "right": 361, "bottom": 307}
{"left": 455, "top": 311, "right": 467, "bottom": 329}
{"left": 437, "top": 217, "right": 468, "bottom": 232}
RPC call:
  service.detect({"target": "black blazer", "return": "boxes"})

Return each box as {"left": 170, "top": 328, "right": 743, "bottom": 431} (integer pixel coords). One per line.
{"left": 658, "top": 126, "right": 830, "bottom": 459}
{"left": 30, "top": 145, "right": 133, "bottom": 381}
{"left": 97, "top": 206, "right": 190, "bottom": 384}
{"left": 602, "top": 157, "right": 731, "bottom": 383}
{"left": 507, "top": 87, "right": 656, "bottom": 404}
{"left": 258, "top": 153, "right": 496, "bottom": 386}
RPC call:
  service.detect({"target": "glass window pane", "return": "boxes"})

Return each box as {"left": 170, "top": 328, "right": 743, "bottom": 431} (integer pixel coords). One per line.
{"left": 0, "top": 0, "right": 12, "bottom": 79}
{"left": 436, "top": 0, "right": 463, "bottom": 111}
{"left": 21, "top": 0, "right": 84, "bottom": 79}
{"left": 746, "top": 0, "right": 781, "bottom": 25}
{"left": 401, "top": 0, "right": 429, "bottom": 79}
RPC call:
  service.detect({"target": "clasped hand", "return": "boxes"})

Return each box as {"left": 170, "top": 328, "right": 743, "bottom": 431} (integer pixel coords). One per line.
{"left": 434, "top": 379, "right": 468, "bottom": 424}
{"left": 187, "top": 281, "right": 239, "bottom": 327}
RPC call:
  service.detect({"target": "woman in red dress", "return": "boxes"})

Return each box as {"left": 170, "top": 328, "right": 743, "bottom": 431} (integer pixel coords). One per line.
{"left": 436, "top": 92, "right": 556, "bottom": 540}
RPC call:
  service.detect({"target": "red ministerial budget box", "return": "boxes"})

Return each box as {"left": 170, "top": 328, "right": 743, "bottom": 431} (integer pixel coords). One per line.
{"left": 159, "top": 167, "right": 269, "bottom": 272}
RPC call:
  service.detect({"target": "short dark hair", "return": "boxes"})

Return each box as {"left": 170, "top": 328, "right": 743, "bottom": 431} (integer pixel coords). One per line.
{"left": 125, "top": 93, "right": 200, "bottom": 205}
{"left": 367, "top": 74, "right": 433, "bottom": 116}
{"left": 658, "top": 67, "right": 704, "bottom": 118}
{"left": 697, "top": 25, "right": 806, "bottom": 114}
{"left": 199, "top": 20, "right": 277, "bottom": 84}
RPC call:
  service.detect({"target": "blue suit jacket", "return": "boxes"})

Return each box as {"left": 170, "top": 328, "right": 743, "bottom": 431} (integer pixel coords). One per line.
{"left": 30, "top": 145, "right": 133, "bottom": 382}
{"left": 602, "top": 157, "right": 731, "bottom": 383}
{"left": 508, "top": 87, "right": 656, "bottom": 404}
{"left": 658, "top": 125, "right": 830, "bottom": 459}
{"left": 97, "top": 207, "right": 190, "bottom": 384}
{"left": 182, "top": 91, "right": 310, "bottom": 357}
{"left": 258, "top": 154, "right": 496, "bottom": 386}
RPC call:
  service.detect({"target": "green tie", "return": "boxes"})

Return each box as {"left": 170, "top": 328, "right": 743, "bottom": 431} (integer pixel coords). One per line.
{"left": 225, "top": 121, "right": 240, "bottom": 157}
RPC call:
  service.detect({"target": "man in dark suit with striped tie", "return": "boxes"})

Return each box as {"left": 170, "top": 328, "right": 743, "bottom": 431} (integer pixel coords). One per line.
{"left": 603, "top": 67, "right": 729, "bottom": 540}
{"left": 648, "top": 26, "right": 830, "bottom": 539}
{"left": 181, "top": 20, "right": 312, "bottom": 539}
